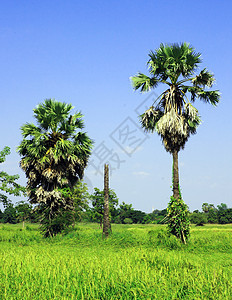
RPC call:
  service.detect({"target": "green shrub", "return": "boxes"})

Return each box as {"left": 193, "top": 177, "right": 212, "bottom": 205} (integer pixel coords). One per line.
{"left": 124, "top": 218, "right": 133, "bottom": 224}
{"left": 190, "top": 212, "right": 207, "bottom": 226}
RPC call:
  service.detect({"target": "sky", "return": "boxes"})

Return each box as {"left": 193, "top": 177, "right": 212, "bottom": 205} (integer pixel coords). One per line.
{"left": 0, "top": 0, "right": 232, "bottom": 213}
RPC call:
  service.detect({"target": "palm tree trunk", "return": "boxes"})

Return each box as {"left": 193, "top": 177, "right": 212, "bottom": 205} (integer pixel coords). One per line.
{"left": 172, "top": 150, "right": 180, "bottom": 200}
{"left": 103, "top": 164, "right": 110, "bottom": 238}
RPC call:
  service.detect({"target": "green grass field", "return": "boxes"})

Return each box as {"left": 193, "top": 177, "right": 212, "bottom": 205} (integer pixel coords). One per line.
{"left": 0, "top": 223, "right": 232, "bottom": 299}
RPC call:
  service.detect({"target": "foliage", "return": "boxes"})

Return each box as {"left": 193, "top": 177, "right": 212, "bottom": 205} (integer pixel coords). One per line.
{"left": 90, "top": 188, "right": 118, "bottom": 227}
{"left": 113, "top": 202, "right": 133, "bottom": 223}
{"left": 167, "top": 196, "right": 190, "bottom": 244}
{"left": 118, "top": 201, "right": 133, "bottom": 213}
{"left": 217, "top": 204, "right": 232, "bottom": 224}
{"left": 190, "top": 212, "right": 208, "bottom": 226}
{"left": 131, "top": 42, "right": 220, "bottom": 154}
{"left": 202, "top": 202, "right": 215, "bottom": 213}
{"left": 38, "top": 206, "right": 74, "bottom": 237}
{"left": 200, "top": 202, "right": 218, "bottom": 224}
{"left": 15, "top": 201, "right": 33, "bottom": 226}
{"left": 18, "top": 99, "right": 93, "bottom": 237}
{"left": 145, "top": 209, "right": 167, "bottom": 224}
{"left": 0, "top": 147, "right": 26, "bottom": 207}
{"left": 207, "top": 208, "right": 218, "bottom": 224}
{"left": 122, "top": 210, "right": 146, "bottom": 224}
{"left": 112, "top": 202, "right": 147, "bottom": 224}
{"left": 123, "top": 217, "right": 133, "bottom": 224}
{"left": 198, "top": 202, "right": 232, "bottom": 224}
{"left": 2, "top": 203, "right": 17, "bottom": 224}
{"left": 60, "top": 180, "right": 90, "bottom": 223}
{"left": 166, "top": 165, "right": 190, "bottom": 243}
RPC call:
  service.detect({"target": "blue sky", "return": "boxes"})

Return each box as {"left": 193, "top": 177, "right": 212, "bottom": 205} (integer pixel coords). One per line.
{"left": 1, "top": 0, "right": 232, "bottom": 212}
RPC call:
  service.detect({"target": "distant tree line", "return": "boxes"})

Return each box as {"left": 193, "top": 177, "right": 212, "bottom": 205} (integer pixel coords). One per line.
{"left": 190, "top": 203, "right": 232, "bottom": 225}
{"left": 2, "top": 186, "right": 231, "bottom": 227}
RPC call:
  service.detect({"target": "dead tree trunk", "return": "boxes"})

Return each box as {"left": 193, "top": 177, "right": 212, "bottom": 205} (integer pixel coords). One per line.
{"left": 103, "top": 164, "right": 110, "bottom": 238}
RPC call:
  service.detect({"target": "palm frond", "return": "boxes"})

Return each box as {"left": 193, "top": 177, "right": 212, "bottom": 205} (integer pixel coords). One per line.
{"left": 183, "top": 103, "right": 201, "bottom": 134}
{"left": 192, "top": 68, "right": 215, "bottom": 88}
{"left": 140, "top": 106, "right": 163, "bottom": 132}
{"left": 20, "top": 123, "right": 42, "bottom": 138}
{"left": 197, "top": 90, "right": 220, "bottom": 106}
{"left": 130, "top": 73, "right": 159, "bottom": 92}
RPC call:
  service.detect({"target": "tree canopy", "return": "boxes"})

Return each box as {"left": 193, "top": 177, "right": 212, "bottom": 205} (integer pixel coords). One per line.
{"left": 0, "top": 146, "right": 25, "bottom": 208}
{"left": 90, "top": 187, "right": 119, "bottom": 227}
{"left": 131, "top": 42, "right": 220, "bottom": 154}
{"left": 18, "top": 99, "right": 93, "bottom": 237}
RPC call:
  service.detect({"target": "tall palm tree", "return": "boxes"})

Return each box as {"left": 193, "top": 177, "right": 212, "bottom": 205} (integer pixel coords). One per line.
{"left": 18, "top": 99, "right": 93, "bottom": 236}
{"left": 131, "top": 43, "right": 220, "bottom": 239}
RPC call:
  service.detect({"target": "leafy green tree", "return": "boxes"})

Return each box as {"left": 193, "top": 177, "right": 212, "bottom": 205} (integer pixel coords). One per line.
{"left": 143, "top": 214, "right": 152, "bottom": 224}
{"left": 190, "top": 211, "right": 207, "bottom": 226}
{"left": 128, "top": 210, "right": 146, "bottom": 224}
{"left": 146, "top": 208, "right": 167, "bottom": 224}
{"left": 15, "top": 201, "right": 33, "bottom": 228}
{"left": 207, "top": 208, "right": 218, "bottom": 224}
{"left": 113, "top": 202, "right": 146, "bottom": 224}
{"left": 60, "top": 180, "right": 90, "bottom": 225}
{"left": 202, "top": 203, "right": 209, "bottom": 213}
{"left": 131, "top": 42, "right": 220, "bottom": 242}
{"left": 217, "top": 203, "right": 228, "bottom": 211}
{"left": 114, "top": 202, "right": 133, "bottom": 223}
{"left": 18, "top": 99, "right": 93, "bottom": 237}
{"left": 201, "top": 203, "right": 217, "bottom": 223}
{"left": 2, "top": 203, "right": 17, "bottom": 224}
{"left": 217, "top": 203, "right": 231, "bottom": 224}
{"left": 119, "top": 202, "right": 133, "bottom": 212}
{"left": 202, "top": 203, "right": 215, "bottom": 214}
{"left": 90, "top": 188, "right": 118, "bottom": 227}
{"left": 0, "top": 147, "right": 25, "bottom": 207}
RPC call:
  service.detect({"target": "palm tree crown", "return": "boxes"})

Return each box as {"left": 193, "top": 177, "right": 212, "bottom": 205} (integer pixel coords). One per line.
{"left": 131, "top": 42, "right": 220, "bottom": 153}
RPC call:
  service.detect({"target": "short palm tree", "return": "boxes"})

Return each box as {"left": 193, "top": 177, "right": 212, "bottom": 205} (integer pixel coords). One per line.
{"left": 131, "top": 43, "right": 220, "bottom": 242}
{"left": 18, "top": 99, "right": 93, "bottom": 236}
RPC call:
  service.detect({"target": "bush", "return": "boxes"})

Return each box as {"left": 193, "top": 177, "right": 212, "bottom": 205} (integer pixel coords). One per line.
{"left": 190, "top": 212, "right": 207, "bottom": 226}
{"left": 2, "top": 205, "right": 18, "bottom": 224}
{"left": 124, "top": 218, "right": 133, "bottom": 224}
{"left": 39, "top": 209, "right": 74, "bottom": 237}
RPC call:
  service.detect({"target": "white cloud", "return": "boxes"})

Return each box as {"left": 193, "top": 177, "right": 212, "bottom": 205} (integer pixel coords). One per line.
{"left": 132, "top": 171, "right": 150, "bottom": 176}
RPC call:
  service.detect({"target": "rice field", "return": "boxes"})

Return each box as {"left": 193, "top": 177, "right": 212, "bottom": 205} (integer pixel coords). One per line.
{"left": 0, "top": 223, "right": 232, "bottom": 299}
